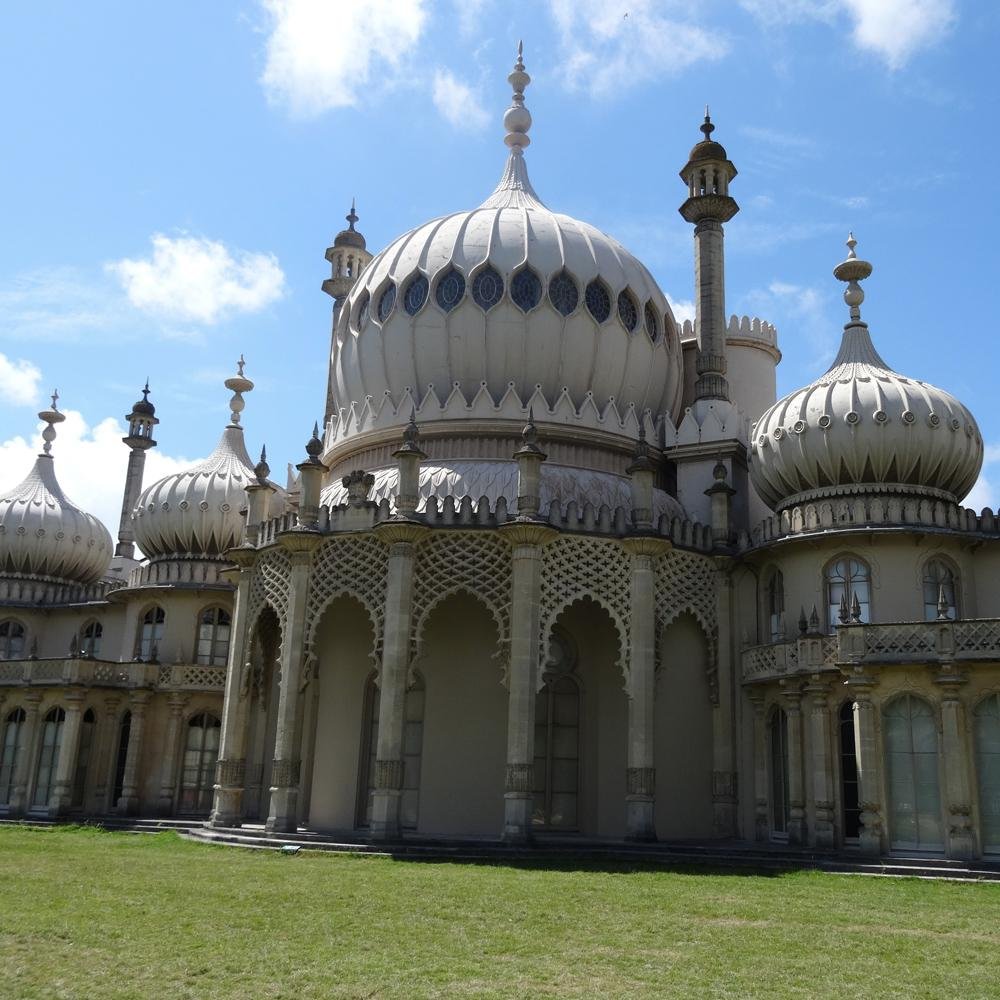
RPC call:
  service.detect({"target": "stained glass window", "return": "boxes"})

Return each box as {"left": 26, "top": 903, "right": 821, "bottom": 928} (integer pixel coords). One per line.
{"left": 377, "top": 283, "right": 396, "bottom": 322}
{"left": 403, "top": 273, "right": 428, "bottom": 315}
{"left": 548, "top": 272, "right": 578, "bottom": 316}
{"left": 617, "top": 290, "right": 638, "bottom": 332}
{"left": 435, "top": 268, "right": 465, "bottom": 312}
{"left": 472, "top": 265, "right": 504, "bottom": 311}
{"left": 644, "top": 301, "right": 659, "bottom": 342}
{"left": 511, "top": 268, "right": 541, "bottom": 312}
{"left": 357, "top": 290, "right": 370, "bottom": 327}
{"left": 585, "top": 280, "right": 611, "bottom": 323}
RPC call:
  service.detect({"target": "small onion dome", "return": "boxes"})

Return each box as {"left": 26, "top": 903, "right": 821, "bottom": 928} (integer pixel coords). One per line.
{"left": 131, "top": 382, "right": 156, "bottom": 417}
{"left": 0, "top": 396, "right": 113, "bottom": 584}
{"left": 132, "top": 359, "right": 278, "bottom": 559}
{"left": 686, "top": 108, "right": 730, "bottom": 163}
{"left": 750, "top": 236, "right": 983, "bottom": 512}
{"left": 333, "top": 200, "right": 366, "bottom": 251}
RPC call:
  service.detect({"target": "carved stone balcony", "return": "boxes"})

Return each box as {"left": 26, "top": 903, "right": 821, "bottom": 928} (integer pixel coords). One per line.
{"left": 742, "top": 618, "right": 1000, "bottom": 683}
{"left": 0, "top": 658, "right": 226, "bottom": 692}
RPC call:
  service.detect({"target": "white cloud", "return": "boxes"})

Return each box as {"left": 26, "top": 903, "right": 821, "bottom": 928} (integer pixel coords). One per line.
{"left": 0, "top": 410, "right": 193, "bottom": 555}
{"left": 432, "top": 68, "right": 489, "bottom": 132}
{"left": 746, "top": 280, "right": 835, "bottom": 369}
{"left": 667, "top": 295, "right": 695, "bottom": 328}
{"left": 547, "top": 0, "right": 726, "bottom": 97}
{"left": 0, "top": 353, "right": 42, "bottom": 406}
{"left": 260, "top": 0, "right": 428, "bottom": 116}
{"left": 453, "top": 0, "right": 490, "bottom": 39}
{"left": 965, "top": 444, "right": 1000, "bottom": 513}
{"left": 740, "top": 0, "right": 955, "bottom": 69}
{"left": 108, "top": 234, "right": 285, "bottom": 325}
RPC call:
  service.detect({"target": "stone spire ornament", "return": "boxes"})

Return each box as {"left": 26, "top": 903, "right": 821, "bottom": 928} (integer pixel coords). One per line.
{"left": 225, "top": 355, "right": 254, "bottom": 427}
{"left": 833, "top": 232, "right": 873, "bottom": 322}
{"left": 504, "top": 41, "right": 532, "bottom": 153}
{"left": 38, "top": 390, "right": 65, "bottom": 456}
{"left": 254, "top": 445, "right": 270, "bottom": 485}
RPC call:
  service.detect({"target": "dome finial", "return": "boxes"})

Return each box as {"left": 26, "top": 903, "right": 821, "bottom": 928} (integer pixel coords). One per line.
{"left": 347, "top": 198, "right": 358, "bottom": 231}
{"left": 503, "top": 40, "right": 532, "bottom": 154}
{"left": 38, "top": 389, "right": 66, "bottom": 456}
{"left": 833, "top": 232, "right": 873, "bottom": 322}
{"left": 701, "top": 105, "right": 714, "bottom": 140}
{"left": 224, "top": 355, "right": 255, "bottom": 427}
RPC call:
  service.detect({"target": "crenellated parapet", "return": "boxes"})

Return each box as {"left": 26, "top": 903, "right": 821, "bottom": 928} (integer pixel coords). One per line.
{"left": 0, "top": 573, "right": 124, "bottom": 607}
{"left": 681, "top": 314, "right": 778, "bottom": 354}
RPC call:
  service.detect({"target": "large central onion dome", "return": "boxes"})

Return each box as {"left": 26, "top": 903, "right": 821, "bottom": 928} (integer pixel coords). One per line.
{"left": 0, "top": 396, "right": 113, "bottom": 585}
{"left": 133, "top": 361, "right": 279, "bottom": 560}
{"left": 750, "top": 237, "right": 983, "bottom": 512}
{"left": 327, "top": 44, "right": 684, "bottom": 455}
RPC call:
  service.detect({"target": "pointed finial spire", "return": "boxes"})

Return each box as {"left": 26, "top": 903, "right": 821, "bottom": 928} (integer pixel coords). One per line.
{"left": 798, "top": 606, "right": 808, "bottom": 636}
{"left": 701, "top": 105, "right": 714, "bottom": 140}
{"left": 850, "top": 592, "right": 863, "bottom": 623}
{"left": 808, "top": 605, "right": 820, "bottom": 634}
{"left": 503, "top": 40, "right": 532, "bottom": 154}
{"left": 224, "top": 355, "right": 255, "bottom": 427}
{"left": 38, "top": 389, "right": 66, "bottom": 456}
{"left": 305, "top": 420, "right": 324, "bottom": 462}
{"left": 346, "top": 198, "right": 358, "bottom": 231}
{"left": 254, "top": 444, "right": 270, "bottom": 483}
{"left": 833, "top": 232, "right": 873, "bottom": 323}
{"left": 142, "top": 379, "right": 150, "bottom": 400}
{"left": 937, "top": 583, "right": 951, "bottom": 621}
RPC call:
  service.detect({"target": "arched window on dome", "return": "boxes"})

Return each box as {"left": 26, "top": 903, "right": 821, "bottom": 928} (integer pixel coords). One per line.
{"left": 178, "top": 712, "right": 221, "bottom": 814}
{"left": 548, "top": 271, "right": 579, "bottom": 316}
{"left": 768, "top": 706, "right": 789, "bottom": 839}
{"left": 825, "top": 556, "right": 871, "bottom": 629}
{"left": 196, "top": 606, "right": 232, "bottom": 666}
{"left": 471, "top": 265, "right": 504, "bottom": 311}
{"left": 137, "top": 607, "right": 165, "bottom": 661}
{"left": 435, "top": 267, "right": 465, "bottom": 312}
{"left": 617, "top": 289, "right": 639, "bottom": 333}
{"left": 643, "top": 300, "right": 660, "bottom": 342}
{"left": 765, "top": 570, "right": 785, "bottom": 643}
{"left": 403, "top": 273, "right": 428, "bottom": 315}
{"left": 0, "top": 708, "right": 26, "bottom": 807}
{"left": 585, "top": 279, "right": 611, "bottom": 323}
{"left": 32, "top": 707, "right": 65, "bottom": 810}
{"left": 922, "top": 558, "right": 958, "bottom": 621}
{"left": 511, "top": 267, "right": 542, "bottom": 312}
{"left": 80, "top": 620, "right": 103, "bottom": 658}
{"left": 356, "top": 289, "right": 370, "bottom": 328}
{"left": 0, "top": 620, "right": 25, "bottom": 661}
{"left": 376, "top": 283, "right": 396, "bottom": 322}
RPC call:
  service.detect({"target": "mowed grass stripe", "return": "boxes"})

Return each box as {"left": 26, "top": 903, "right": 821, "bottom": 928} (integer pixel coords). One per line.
{"left": 1, "top": 826, "right": 998, "bottom": 999}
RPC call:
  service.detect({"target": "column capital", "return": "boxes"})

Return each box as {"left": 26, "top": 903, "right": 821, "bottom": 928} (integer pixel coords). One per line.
{"left": 64, "top": 689, "right": 86, "bottom": 708}
{"left": 227, "top": 546, "right": 258, "bottom": 570}
{"left": 167, "top": 691, "right": 189, "bottom": 714}
{"left": 129, "top": 690, "right": 151, "bottom": 714}
{"left": 374, "top": 520, "right": 430, "bottom": 547}
{"left": 279, "top": 531, "right": 323, "bottom": 560}
{"left": 933, "top": 664, "right": 967, "bottom": 694}
{"left": 842, "top": 664, "right": 878, "bottom": 696}
{"left": 499, "top": 521, "right": 559, "bottom": 548}
{"left": 620, "top": 536, "right": 672, "bottom": 559}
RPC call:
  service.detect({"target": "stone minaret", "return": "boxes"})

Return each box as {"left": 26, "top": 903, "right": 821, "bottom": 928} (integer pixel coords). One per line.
{"left": 322, "top": 200, "right": 372, "bottom": 424}
{"left": 679, "top": 109, "right": 739, "bottom": 403}
{"left": 115, "top": 382, "right": 158, "bottom": 559}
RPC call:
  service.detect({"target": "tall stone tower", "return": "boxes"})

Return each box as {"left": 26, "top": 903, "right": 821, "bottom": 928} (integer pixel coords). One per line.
{"left": 322, "top": 201, "right": 372, "bottom": 424}
{"left": 679, "top": 110, "right": 739, "bottom": 404}
{"left": 115, "top": 383, "right": 158, "bottom": 559}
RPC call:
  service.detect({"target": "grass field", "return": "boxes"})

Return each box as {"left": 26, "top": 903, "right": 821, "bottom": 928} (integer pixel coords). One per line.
{"left": 1, "top": 826, "right": 999, "bottom": 999}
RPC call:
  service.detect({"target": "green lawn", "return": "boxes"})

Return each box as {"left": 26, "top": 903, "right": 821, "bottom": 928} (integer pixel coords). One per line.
{"left": 1, "top": 827, "right": 999, "bottom": 999}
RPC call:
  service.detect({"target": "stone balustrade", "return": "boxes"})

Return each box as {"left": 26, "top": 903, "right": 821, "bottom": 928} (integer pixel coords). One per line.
{"left": 0, "top": 657, "right": 226, "bottom": 691}
{"left": 742, "top": 618, "right": 1000, "bottom": 683}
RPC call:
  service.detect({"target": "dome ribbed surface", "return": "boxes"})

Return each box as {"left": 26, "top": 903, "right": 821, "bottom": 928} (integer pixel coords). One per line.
{"left": 0, "top": 455, "right": 113, "bottom": 584}
{"left": 750, "top": 321, "right": 983, "bottom": 511}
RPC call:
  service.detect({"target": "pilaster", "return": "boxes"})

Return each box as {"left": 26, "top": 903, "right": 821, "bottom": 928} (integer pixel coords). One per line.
{"left": 781, "top": 682, "right": 806, "bottom": 845}
{"left": 158, "top": 693, "right": 189, "bottom": 815}
{"left": 805, "top": 676, "right": 835, "bottom": 848}
{"left": 711, "top": 558, "right": 738, "bottom": 837}
{"left": 118, "top": 691, "right": 150, "bottom": 815}
{"left": 847, "top": 670, "right": 884, "bottom": 856}
{"left": 47, "top": 690, "right": 86, "bottom": 818}
{"left": 9, "top": 693, "right": 42, "bottom": 816}
{"left": 936, "top": 668, "right": 976, "bottom": 861}
{"left": 747, "top": 689, "right": 769, "bottom": 842}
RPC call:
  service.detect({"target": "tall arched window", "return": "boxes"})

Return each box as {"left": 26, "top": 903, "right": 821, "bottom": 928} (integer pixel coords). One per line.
{"left": 80, "top": 620, "right": 103, "bottom": 658}
{"left": 884, "top": 695, "right": 943, "bottom": 852}
{"left": 826, "top": 557, "right": 871, "bottom": 628}
{"left": 179, "top": 713, "right": 221, "bottom": 814}
{"left": 532, "top": 671, "right": 581, "bottom": 830}
{"left": 766, "top": 570, "right": 785, "bottom": 642}
{"left": 71, "top": 709, "right": 96, "bottom": 809}
{"left": 0, "top": 708, "right": 26, "bottom": 806}
{"left": 838, "top": 702, "right": 860, "bottom": 841}
{"left": 356, "top": 674, "right": 425, "bottom": 830}
{"left": 32, "top": 707, "right": 65, "bottom": 810}
{"left": 0, "top": 620, "right": 26, "bottom": 660}
{"left": 974, "top": 694, "right": 1000, "bottom": 855}
{"left": 923, "top": 559, "right": 958, "bottom": 621}
{"left": 196, "top": 607, "right": 232, "bottom": 666}
{"left": 137, "top": 607, "right": 165, "bottom": 660}
{"left": 112, "top": 711, "right": 131, "bottom": 809}
{"left": 769, "top": 707, "right": 790, "bottom": 839}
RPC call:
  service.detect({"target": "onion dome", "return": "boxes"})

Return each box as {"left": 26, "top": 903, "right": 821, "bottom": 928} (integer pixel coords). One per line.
{"left": 131, "top": 381, "right": 156, "bottom": 417}
{"left": 333, "top": 199, "right": 366, "bottom": 251}
{"left": 328, "top": 43, "right": 685, "bottom": 452}
{"left": 0, "top": 394, "right": 113, "bottom": 584}
{"left": 133, "top": 359, "right": 273, "bottom": 559}
{"left": 686, "top": 107, "right": 731, "bottom": 164}
{"left": 750, "top": 236, "right": 983, "bottom": 512}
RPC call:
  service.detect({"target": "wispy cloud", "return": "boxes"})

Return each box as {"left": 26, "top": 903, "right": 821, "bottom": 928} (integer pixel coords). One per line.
{"left": 667, "top": 295, "right": 695, "bottom": 327}
{"left": 107, "top": 234, "right": 285, "bottom": 325}
{"left": 432, "top": 68, "right": 489, "bottom": 132}
{"left": 0, "top": 353, "right": 43, "bottom": 406}
{"left": 547, "top": 0, "right": 727, "bottom": 98}
{"left": 964, "top": 443, "right": 1000, "bottom": 513}
{"left": 259, "top": 0, "right": 428, "bottom": 117}
{"left": 739, "top": 126, "right": 820, "bottom": 157}
{"left": 745, "top": 279, "right": 836, "bottom": 369}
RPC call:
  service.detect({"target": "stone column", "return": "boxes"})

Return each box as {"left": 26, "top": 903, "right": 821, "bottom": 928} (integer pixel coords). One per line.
{"left": 47, "top": 690, "right": 86, "bottom": 818}
{"left": 9, "top": 692, "right": 42, "bottom": 816}
{"left": 93, "top": 696, "right": 122, "bottom": 813}
{"left": 747, "top": 689, "right": 769, "bottom": 842}
{"left": 117, "top": 691, "right": 150, "bottom": 815}
{"left": 157, "top": 693, "right": 189, "bottom": 815}
{"left": 848, "top": 671, "right": 884, "bottom": 856}
{"left": 782, "top": 683, "right": 806, "bottom": 845}
{"left": 623, "top": 536, "right": 671, "bottom": 841}
{"left": 498, "top": 522, "right": 557, "bottom": 842}
{"left": 265, "top": 533, "right": 320, "bottom": 834}
{"left": 369, "top": 521, "right": 427, "bottom": 841}
{"left": 937, "top": 669, "right": 976, "bottom": 861}
{"left": 210, "top": 549, "right": 257, "bottom": 828}
{"left": 805, "top": 676, "right": 835, "bottom": 848}
{"left": 711, "top": 559, "right": 738, "bottom": 837}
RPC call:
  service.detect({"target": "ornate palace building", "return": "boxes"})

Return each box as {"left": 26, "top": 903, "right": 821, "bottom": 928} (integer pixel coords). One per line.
{"left": 2, "top": 47, "right": 998, "bottom": 861}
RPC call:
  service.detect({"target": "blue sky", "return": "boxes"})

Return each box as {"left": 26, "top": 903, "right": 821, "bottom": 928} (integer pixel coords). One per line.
{"left": 1, "top": 0, "right": 998, "bottom": 535}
